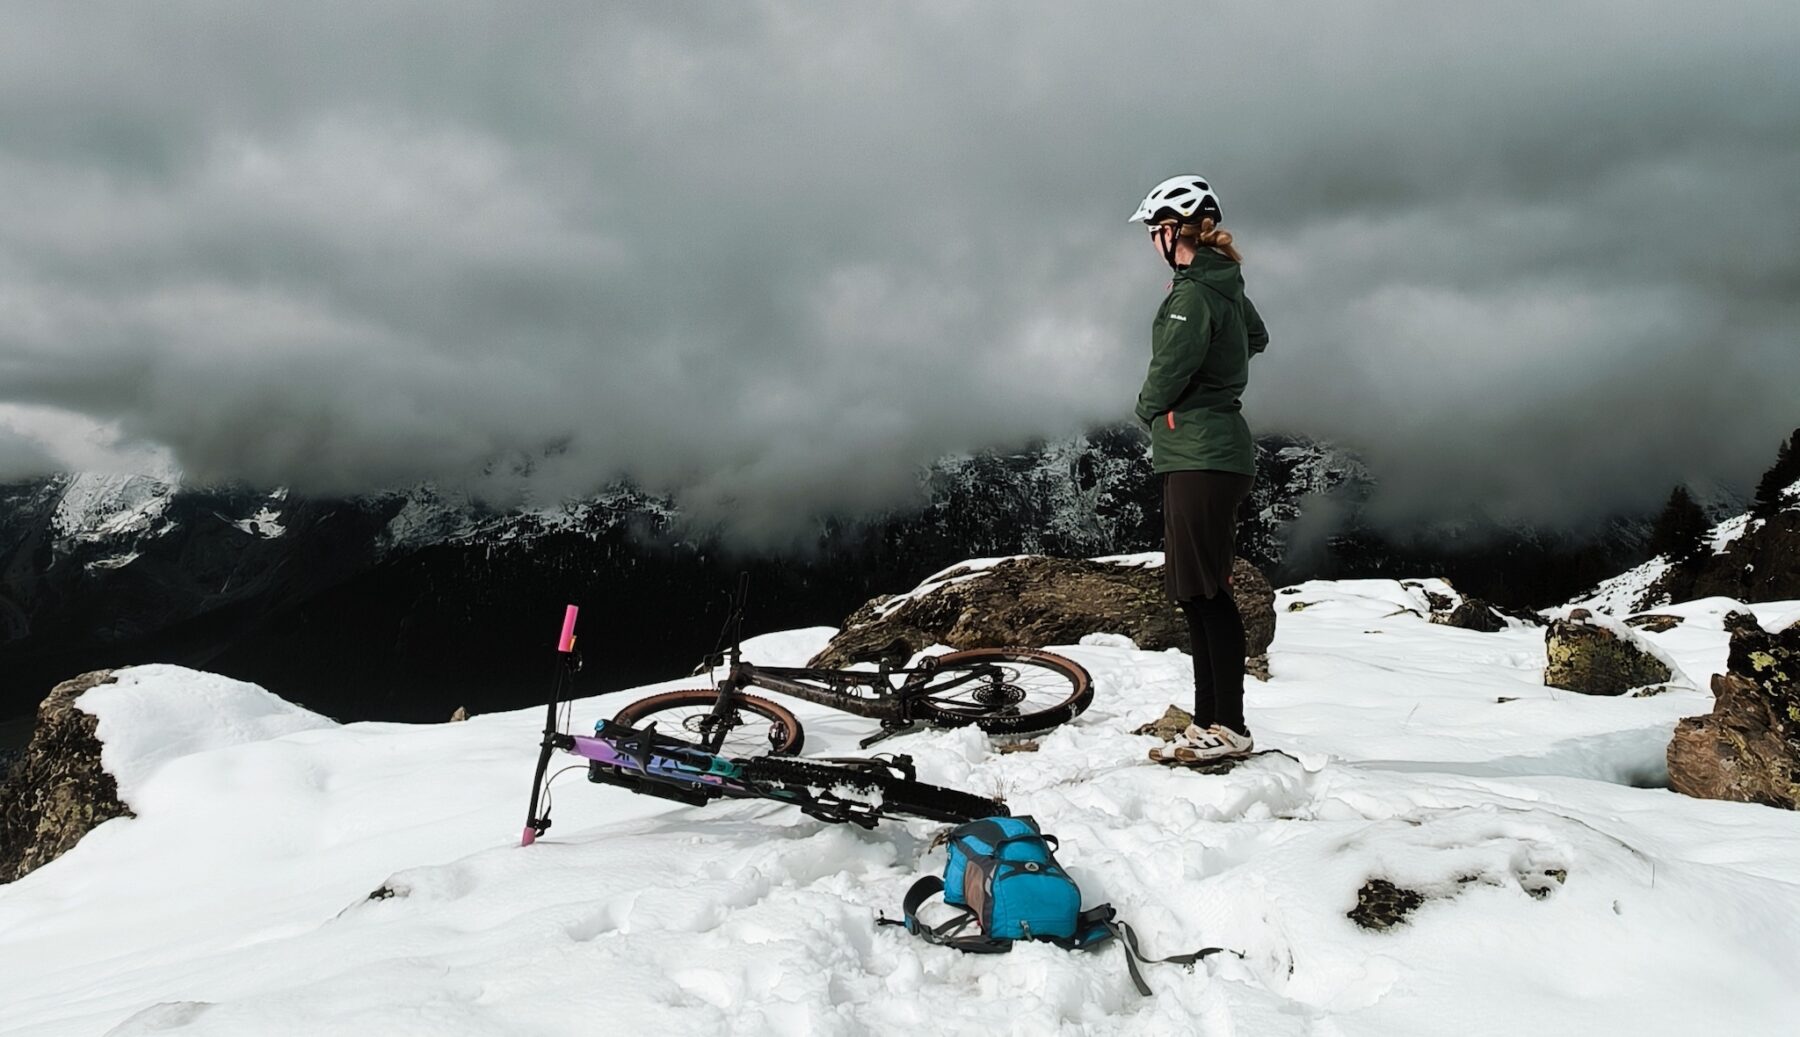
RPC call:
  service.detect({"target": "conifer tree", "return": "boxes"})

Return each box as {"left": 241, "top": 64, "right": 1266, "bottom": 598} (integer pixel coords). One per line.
{"left": 1649, "top": 485, "right": 1709, "bottom": 564}
{"left": 1752, "top": 428, "right": 1800, "bottom": 517}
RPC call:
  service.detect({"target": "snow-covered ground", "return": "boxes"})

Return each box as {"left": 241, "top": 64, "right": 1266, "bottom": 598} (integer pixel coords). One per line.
{"left": 6, "top": 581, "right": 1800, "bottom": 1036}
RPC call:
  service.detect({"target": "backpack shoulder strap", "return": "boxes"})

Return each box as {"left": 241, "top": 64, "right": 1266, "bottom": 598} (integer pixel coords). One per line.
{"left": 877, "top": 876, "right": 1012, "bottom": 954}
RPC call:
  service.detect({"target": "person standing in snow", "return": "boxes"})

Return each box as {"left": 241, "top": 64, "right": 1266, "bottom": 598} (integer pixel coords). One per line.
{"left": 1128, "top": 175, "right": 1268, "bottom": 763}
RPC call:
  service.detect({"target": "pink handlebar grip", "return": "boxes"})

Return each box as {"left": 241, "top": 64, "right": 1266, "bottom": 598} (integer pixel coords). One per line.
{"left": 557, "top": 605, "right": 579, "bottom": 653}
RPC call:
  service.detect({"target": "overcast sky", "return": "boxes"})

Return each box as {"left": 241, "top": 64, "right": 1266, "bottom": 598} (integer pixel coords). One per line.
{"left": 2, "top": 2, "right": 1796, "bottom": 539}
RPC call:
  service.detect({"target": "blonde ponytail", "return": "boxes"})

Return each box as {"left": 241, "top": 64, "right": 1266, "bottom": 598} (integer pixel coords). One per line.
{"left": 1177, "top": 217, "right": 1242, "bottom": 264}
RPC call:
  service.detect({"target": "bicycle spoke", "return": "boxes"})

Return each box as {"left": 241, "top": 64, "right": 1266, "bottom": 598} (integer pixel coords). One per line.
{"left": 909, "top": 649, "right": 1093, "bottom": 734}
{"left": 923, "top": 664, "right": 1069, "bottom": 714}
{"left": 610, "top": 690, "right": 804, "bottom": 756}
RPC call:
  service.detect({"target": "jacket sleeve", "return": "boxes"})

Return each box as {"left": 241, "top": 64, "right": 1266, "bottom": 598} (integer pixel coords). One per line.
{"left": 1135, "top": 284, "right": 1214, "bottom": 424}
{"left": 1244, "top": 296, "right": 1269, "bottom": 357}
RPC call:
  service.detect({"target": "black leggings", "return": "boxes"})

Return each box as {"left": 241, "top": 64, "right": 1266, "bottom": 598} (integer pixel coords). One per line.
{"left": 1179, "top": 591, "right": 1247, "bottom": 736}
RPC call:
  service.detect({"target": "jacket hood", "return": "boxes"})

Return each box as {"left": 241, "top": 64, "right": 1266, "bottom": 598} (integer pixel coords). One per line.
{"left": 1174, "top": 247, "right": 1245, "bottom": 301}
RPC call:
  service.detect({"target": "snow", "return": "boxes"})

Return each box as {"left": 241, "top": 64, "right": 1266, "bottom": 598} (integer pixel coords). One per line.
{"left": 374, "top": 483, "right": 677, "bottom": 557}
{"left": 78, "top": 666, "right": 336, "bottom": 798}
{"left": 82, "top": 551, "right": 139, "bottom": 572}
{"left": 874, "top": 556, "right": 1033, "bottom": 617}
{"left": 374, "top": 484, "right": 484, "bottom": 555}
{"left": 6, "top": 584, "right": 1800, "bottom": 1035}
{"left": 918, "top": 555, "right": 1034, "bottom": 585}
{"left": 1706, "top": 511, "right": 1753, "bottom": 554}
{"left": 1088, "top": 551, "right": 1163, "bottom": 568}
{"left": 50, "top": 473, "right": 176, "bottom": 545}
{"left": 877, "top": 553, "right": 1167, "bottom": 619}
{"left": 1572, "top": 553, "right": 1675, "bottom": 615}
{"left": 1568, "top": 485, "right": 1798, "bottom": 615}
{"left": 231, "top": 505, "right": 287, "bottom": 539}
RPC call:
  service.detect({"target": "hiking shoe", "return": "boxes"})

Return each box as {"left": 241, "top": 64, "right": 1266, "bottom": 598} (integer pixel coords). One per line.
{"left": 1148, "top": 724, "right": 1255, "bottom": 765}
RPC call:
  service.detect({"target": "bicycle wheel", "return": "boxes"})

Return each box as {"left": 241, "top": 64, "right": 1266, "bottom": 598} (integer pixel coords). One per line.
{"left": 736, "top": 756, "right": 1006, "bottom": 825}
{"left": 610, "top": 689, "right": 805, "bottom": 756}
{"left": 909, "top": 647, "right": 1093, "bottom": 735}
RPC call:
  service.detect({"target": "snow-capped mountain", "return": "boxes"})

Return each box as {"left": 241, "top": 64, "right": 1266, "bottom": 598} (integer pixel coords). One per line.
{"left": 0, "top": 428, "right": 1363, "bottom": 727}
{"left": 0, "top": 426, "right": 1657, "bottom": 735}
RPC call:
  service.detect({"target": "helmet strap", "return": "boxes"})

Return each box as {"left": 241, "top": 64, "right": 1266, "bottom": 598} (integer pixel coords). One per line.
{"left": 1158, "top": 225, "right": 1182, "bottom": 270}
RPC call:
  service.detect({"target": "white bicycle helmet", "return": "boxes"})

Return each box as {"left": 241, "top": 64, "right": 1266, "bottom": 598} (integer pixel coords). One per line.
{"left": 1129, "top": 175, "right": 1222, "bottom": 224}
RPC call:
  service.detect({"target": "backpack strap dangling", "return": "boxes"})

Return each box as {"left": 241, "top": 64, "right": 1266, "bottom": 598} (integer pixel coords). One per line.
{"left": 878, "top": 876, "right": 1012, "bottom": 954}
{"left": 1104, "top": 918, "right": 1232, "bottom": 996}
{"left": 1050, "top": 905, "right": 1233, "bottom": 996}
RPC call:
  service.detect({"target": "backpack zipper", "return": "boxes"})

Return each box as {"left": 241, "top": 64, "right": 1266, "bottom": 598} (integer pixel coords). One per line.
{"left": 1166, "top": 412, "right": 1176, "bottom": 430}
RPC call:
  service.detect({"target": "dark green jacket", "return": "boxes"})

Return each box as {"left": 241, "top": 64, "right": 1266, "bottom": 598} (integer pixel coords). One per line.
{"left": 1133, "top": 248, "right": 1268, "bottom": 476}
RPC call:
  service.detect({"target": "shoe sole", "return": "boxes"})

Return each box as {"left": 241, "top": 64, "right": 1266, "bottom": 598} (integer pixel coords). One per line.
{"left": 1147, "top": 745, "right": 1255, "bottom": 766}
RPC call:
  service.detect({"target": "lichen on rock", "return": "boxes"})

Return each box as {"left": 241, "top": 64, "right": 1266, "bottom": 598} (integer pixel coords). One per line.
{"left": 0, "top": 670, "right": 134, "bottom": 883}
{"left": 1133, "top": 704, "right": 1196, "bottom": 741}
{"left": 1668, "top": 612, "right": 1800, "bottom": 810}
{"left": 1544, "top": 609, "right": 1673, "bottom": 695}
{"left": 1349, "top": 878, "right": 1426, "bottom": 930}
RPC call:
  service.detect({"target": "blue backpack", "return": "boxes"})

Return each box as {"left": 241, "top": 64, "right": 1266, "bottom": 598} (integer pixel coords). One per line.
{"left": 881, "top": 816, "right": 1227, "bottom": 995}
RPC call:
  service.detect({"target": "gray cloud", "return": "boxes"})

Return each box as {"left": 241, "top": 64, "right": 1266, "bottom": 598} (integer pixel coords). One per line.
{"left": 0, "top": 420, "right": 57, "bottom": 482}
{"left": 2, "top": 2, "right": 1796, "bottom": 540}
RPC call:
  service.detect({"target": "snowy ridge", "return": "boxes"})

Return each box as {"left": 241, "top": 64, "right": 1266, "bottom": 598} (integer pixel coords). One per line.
{"left": 1567, "top": 482, "right": 1798, "bottom": 615}
{"left": 45, "top": 474, "right": 296, "bottom": 567}
{"left": 1570, "top": 554, "right": 1674, "bottom": 616}
{"left": 8, "top": 579, "right": 1800, "bottom": 1035}
{"left": 24, "top": 431, "right": 1368, "bottom": 582}
{"left": 373, "top": 483, "right": 676, "bottom": 557}
{"left": 50, "top": 473, "right": 177, "bottom": 546}
{"left": 78, "top": 666, "right": 335, "bottom": 800}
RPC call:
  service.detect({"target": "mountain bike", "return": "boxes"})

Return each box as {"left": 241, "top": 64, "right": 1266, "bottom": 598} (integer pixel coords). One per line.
{"left": 521, "top": 605, "right": 1008, "bottom": 844}
{"left": 610, "top": 576, "right": 1094, "bottom": 754}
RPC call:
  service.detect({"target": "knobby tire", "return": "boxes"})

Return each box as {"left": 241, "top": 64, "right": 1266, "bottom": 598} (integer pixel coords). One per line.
{"left": 610, "top": 689, "right": 805, "bottom": 756}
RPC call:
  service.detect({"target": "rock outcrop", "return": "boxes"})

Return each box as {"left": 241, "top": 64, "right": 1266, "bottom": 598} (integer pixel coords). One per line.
{"left": 0, "top": 670, "right": 132, "bottom": 883}
{"left": 1544, "top": 609, "right": 1673, "bottom": 695}
{"left": 1429, "top": 597, "right": 1509, "bottom": 633}
{"left": 1134, "top": 704, "right": 1197, "bottom": 741}
{"left": 1666, "top": 510, "right": 1800, "bottom": 606}
{"left": 809, "top": 556, "right": 1276, "bottom": 676}
{"left": 1349, "top": 879, "right": 1427, "bottom": 930}
{"left": 1667, "top": 612, "right": 1800, "bottom": 810}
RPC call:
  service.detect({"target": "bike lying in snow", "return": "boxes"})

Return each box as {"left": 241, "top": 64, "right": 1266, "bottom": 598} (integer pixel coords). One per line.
{"left": 521, "top": 604, "right": 1011, "bottom": 844}
{"left": 610, "top": 576, "right": 1095, "bottom": 755}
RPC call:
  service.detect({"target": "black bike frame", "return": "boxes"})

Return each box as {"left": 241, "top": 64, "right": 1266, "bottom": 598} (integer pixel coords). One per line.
{"left": 718, "top": 661, "right": 990, "bottom": 721}
{"left": 690, "top": 577, "right": 998, "bottom": 748}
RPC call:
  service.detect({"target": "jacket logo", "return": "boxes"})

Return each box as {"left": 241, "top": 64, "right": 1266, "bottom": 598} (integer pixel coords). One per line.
{"left": 1168, "top": 314, "right": 1187, "bottom": 322}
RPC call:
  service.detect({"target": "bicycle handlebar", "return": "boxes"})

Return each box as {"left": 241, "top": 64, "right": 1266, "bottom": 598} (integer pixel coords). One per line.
{"left": 558, "top": 604, "right": 579, "bottom": 653}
